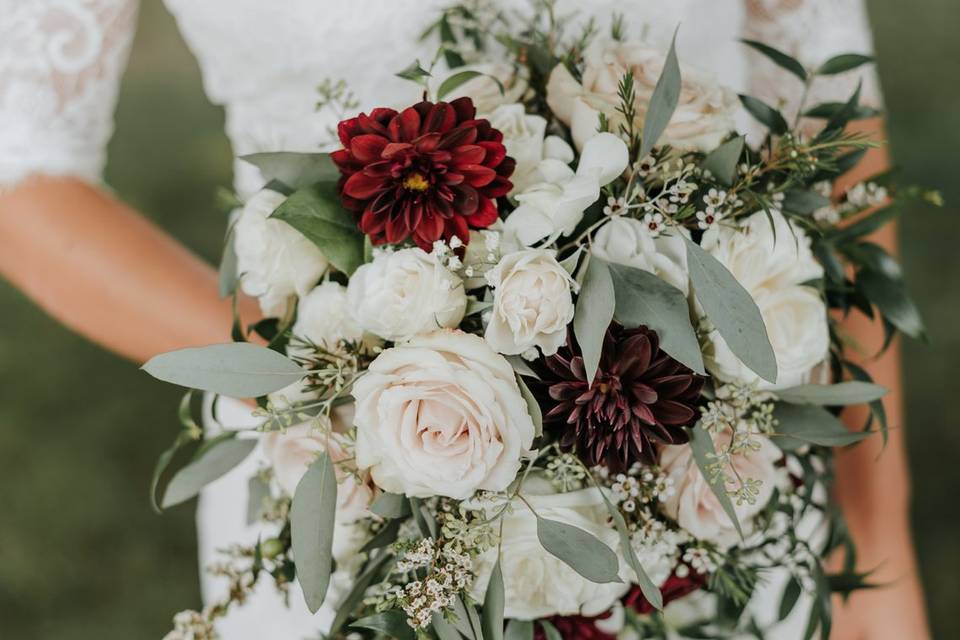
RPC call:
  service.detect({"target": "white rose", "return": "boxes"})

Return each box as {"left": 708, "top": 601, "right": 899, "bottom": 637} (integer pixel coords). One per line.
{"left": 660, "top": 430, "right": 781, "bottom": 548}
{"left": 292, "top": 280, "right": 365, "bottom": 352}
{"left": 546, "top": 39, "right": 738, "bottom": 151}
{"left": 470, "top": 475, "right": 629, "bottom": 620}
{"left": 443, "top": 63, "right": 528, "bottom": 114}
{"left": 701, "top": 210, "right": 828, "bottom": 389}
{"left": 592, "top": 217, "right": 690, "bottom": 294}
{"left": 486, "top": 103, "right": 574, "bottom": 194}
{"left": 347, "top": 248, "right": 467, "bottom": 342}
{"left": 353, "top": 330, "right": 535, "bottom": 499}
{"left": 234, "top": 188, "right": 329, "bottom": 317}
{"left": 503, "top": 132, "right": 628, "bottom": 247}
{"left": 261, "top": 408, "right": 373, "bottom": 524}
{"left": 484, "top": 249, "right": 575, "bottom": 356}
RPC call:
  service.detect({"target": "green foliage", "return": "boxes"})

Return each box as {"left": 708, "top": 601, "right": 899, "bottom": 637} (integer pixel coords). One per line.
{"left": 739, "top": 94, "right": 789, "bottom": 135}
{"left": 702, "top": 135, "right": 745, "bottom": 186}
{"left": 776, "top": 381, "right": 888, "bottom": 406}
{"left": 740, "top": 39, "right": 807, "bottom": 81}
{"left": 481, "top": 558, "right": 505, "bottom": 640}
{"left": 772, "top": 403, "right": 873, "bottom": 449}
{"left": 290, "top": 451, "right": 338, "bottom": 613}
{"left": 161, "top": 435, "right": 257, "bottom": 508}
{"left": 639, "top": 29, "right": 681, "bottom": 159}
{"left": 534, "top": 512, "right": 622, "bottom": 584}
{"left": 573, "top": 256, "right": 615, "bottom": 385}
{"left": 688, "top": 423, "right": 743, "bottom": 538}
{"left": 239, "top": 152, "right": 339, "bottom": 190}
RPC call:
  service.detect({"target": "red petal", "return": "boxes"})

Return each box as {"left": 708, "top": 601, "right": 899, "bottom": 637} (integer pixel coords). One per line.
{"left": 458, "top": 164, "right": 496, "bottom": 188}
{"left": 452, "top": 144, "right": 486, "bottom": 166}
{"left": 350, "top": 134, "right": 388, "bottom": 163}
{"left": 478, "top": 141, "right": 506, "bottom": 167}
{"left": 343, "top": 171, "right": 385, "bottom": 200}
{"left": 425, "top": 102, "right": 456, "bottom": 133}
{"left": 391, "top": 107, "right": 421, "bottom": 141}
{"left": 450, "top": 96, "right": 476, "bottom": 121}
{"left": 484, "top": 176, "right": 513, "bottom": 198}
{"left": 465, "top": 196, "right": 498, "bottom": 228}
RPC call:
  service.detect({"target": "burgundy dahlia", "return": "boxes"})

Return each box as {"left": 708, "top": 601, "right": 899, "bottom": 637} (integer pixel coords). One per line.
{"left": 540, "top": 324, "right": 704, "bottom": 470}
{"left": 331, "top": 96, "right": 515, "bottom": 251}
{"left": 533, "top": 614, "right": 616, "bottom": 640}
{"left": 624, "top": 571, "right": 706, "bottom": 614}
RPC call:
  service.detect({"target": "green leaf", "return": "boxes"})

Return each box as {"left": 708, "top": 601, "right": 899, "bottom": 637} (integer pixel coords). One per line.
{"left": 142, "top": 343, "right": 305, "bottom": 397}
{"left": 597, "top": 484, "right": 663, "bottom": 609}
{"left": 240, "top": 152, "right": 338, "bottom": 190}
{"left": 516, "top": 375, "right": 543, "bottom": 438}
{"left": 684, "top": 237, "right": 778, "bottom": 383}
{"left": 829, "top": 205, "right": 899, "bottom": 244}
{"left": 291, "top": 451, "right": 338, "bottom": 613}
{"left": 701, "top": 136, "right": 744, "bottom": 187}
{"left": 845, "top": 361, "right": 888, "bottom": 445}
{"left": 329, "top": 552, "right": 395, "bottom": 634}
{"left": 606, "top": 259, "right": 705, "bottom": 375}
{"left": 150, "top": 426, "right": 198, "bottom": 512}
{"left": 848, "top": 242, "right": 902, "bottom": 280}
{"left": 803, "top": 102, "right": 881, "bottom": 120}
{"left": 481, "top": 558, "right": 505, "bottom": 640}
{"left": 360, "top": 518, "right": 403, "bottom": 553}
{"left": 776, "top": 381, "right": 887, "bottom": 406}
{"left": 782, "top": 190, "right": 832, "bottom": 215}
{"left": 433, "top": 612, "right": 465, "bottom": 640}
{"left": 506, "top": 355, "right": 540, "bottom": 379}
{"left": 821, "top": 81, "right": 863, "bottom": 136}
{"left": 410, "top": 497, "right": 438, "bottom": 538}
{"left": 778, "top": 576, "right": 802, "bottom": 621}
{"left": 740, "top": 39, "right": 807, "bottom": 81}
{"left": 369, "top": 492, "right": 411, "bottom": 519}
{"left": 453, "top": 597, "right": 481, "bottom": 639}
{"left": 218, "top": 227, "right": 238, "bottom": 298}
{"left": 535, "top": 514, "right": 621, "bottom": 584}
{"left": 352, "top": 611, "right": 417, "bottom": 640}
{"left": 639, "top": 29, "right": 682, "bottom": 159}
{"left": 538, "top": 621, "right": 563, "bottom": 640}
{"left": 739, "top": 94, "right": 789, "bottom": 135}
{"left": 772, "top": 403, "right": 872, "bottom": 450}
{"left": 246, "top": 474, "right": 270, "bottom": 525}
{"left": 574, "top": 256, "right": 615, "bottom": 386}
{"left": 466, "top": 299, "right": 494, "bottom": 316}
{"left": 438, "top": 69, "right": 504, "bottom": 100}
{"left": 270, "top": 182, "right": 365, "bottom": 275}
{"left": 162, "top": 436, "right": 257, "bottom": 508}
{"left": 817, "top": 53, "right": 873, "bottom": 75}
{"left": 857, "top": 269, "right": 926, "bottom": 340}
{"left": 396, "top": 60, "right": 433, "bottom": 87}
{"left": 505, "top": 619, "right": 534, "bottom": 640}
{"left": 688, "top": 423, "right": 743, "bottom": 538}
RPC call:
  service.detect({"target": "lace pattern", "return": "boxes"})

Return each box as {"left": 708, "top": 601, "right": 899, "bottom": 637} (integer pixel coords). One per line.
{"left": 0, "top": 0, "right": 137, "bottom": 188}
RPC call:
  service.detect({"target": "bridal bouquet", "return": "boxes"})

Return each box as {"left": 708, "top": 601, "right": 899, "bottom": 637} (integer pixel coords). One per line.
{"left": 147, "top": 5, "right": 934, "bottom": 639}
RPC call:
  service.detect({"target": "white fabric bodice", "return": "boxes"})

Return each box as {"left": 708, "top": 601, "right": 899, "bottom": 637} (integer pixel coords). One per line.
{"left": 0, "top": 1, "right": 880, "bottom": 637}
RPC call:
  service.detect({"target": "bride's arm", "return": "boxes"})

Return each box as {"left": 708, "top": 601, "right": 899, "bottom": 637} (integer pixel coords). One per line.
{"left": 0, "top": 177, "right": 260, "bottom": 363}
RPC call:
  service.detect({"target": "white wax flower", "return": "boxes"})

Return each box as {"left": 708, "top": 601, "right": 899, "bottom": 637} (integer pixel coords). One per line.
{"left": 592, "top": 216, "right": 691, "bottom": 294}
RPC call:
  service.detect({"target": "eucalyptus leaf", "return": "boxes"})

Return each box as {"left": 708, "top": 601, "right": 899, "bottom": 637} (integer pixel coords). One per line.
{"left": 516, "top": 375, "right": 543, "bottom": 438}
{"left": 270, "top": 182, "right": 365, "bottom": 275}
{"left": 606, "top": 259, "right": 705, "bottom": 375}
{"left": 803, "top": 102, "right": 881, "bottom": 121}
{"left": 142, "top": 343, "right": 304, "bottom": 397}
{"left": 150, "top": 427, "right": 198, "bottom": 513}
{"left": 846, "top": 361, "right": 888, "bottom": 446}
{"left": 857, "top": 269, "right": 926, "bottom": 340}
{"left": 701, "top": 136, "right": 744, "bottom": 186}
{"left": 506, "top": 355, "right": 540, "bottom": 379}
{"left": 369, "top": 492, "right": 412, "bottom": 519}
{"left": 481, "top": 559, "right": 505, "bottom": 640}
{"left": 598, "top": 485, "right": 663, "bottom": 609}
{"left": 559, "top": 247, "right": 583, "bottom": 276}
{"left": 782, "top": 190, "right": 832, "bottom": 215}
{"left": 688, "top": 423, "right": 743, "bottom": 538}
{"left": 739, "top": 94, "right": 789, "bottom": 135}
{"left": 776, "top": 381, "right": 887, "bottom": 406}
{"left": 778, "top": 576, "right": 802, "bottom": 621}
{"left": 639, "top": 29, "right": 681, "bottom": 159}
{"left": 684, "top": 237, "right": 778, "bottom": 383}
{"left": 396, "top": 60, "right": 433, "bottom": 87}
{"left": 360, "top": 518, "right": 403, "bottom": 553}
{"left": 291, "top": 452, "right": 338, "bottom": 613}
{"left": 535, "top": 514, "right": 621, "bottom": 584}
{"left": 438, "top": 69, "right": 504, "bottom": 100}
{"left": 433, "top": 613, "right": 465, "bottom": 640}
{"left": 574, "top": 257, "right": 615, "bottom": 386}
{"left": 410, "top": 497, "right": 438, "bottom": 538}
{"left": 829, "top": 205, "right": 898, "bottom": 244}
{"left": 772, "top": 403, "right": 872, "bottom": 450}
{"left": 218, "top": 227, "right": 238, "bottom": 298}
{"left": 162, "top": 436, "right": 257, "bottom": 508}
{"left": 240, "top": 151, "right": 338, "bottom": 190}
{"left": 466, "top": 299, "right": 494, "bottom": 316}
{"left": 817, "top": 53, "right": 873, "bottom": 75}
{"left": 505, "top": 620, "right": 534, "bottom": 640}
{"left": 352, "top": 611, "right": 417, "bottom": 640}
{"left": 740, "top": 39, "right": 807, "bottom": 81}
{"left": 329, "top": 552, "right": 395, "bottom": 634}
{"left": 539, "top": 621, "right": 563, "bottom": 640}
{"left": 246, "top": 474, "right": 270, "bottom": 525}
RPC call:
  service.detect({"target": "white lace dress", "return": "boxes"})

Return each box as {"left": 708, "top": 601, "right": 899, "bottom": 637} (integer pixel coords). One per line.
{"left": 0, "top": 1, "right": 880, "bottom": 637}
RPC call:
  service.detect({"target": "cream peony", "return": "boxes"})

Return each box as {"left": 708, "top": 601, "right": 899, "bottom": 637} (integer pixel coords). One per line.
{"left": 660, "top": 430, "right": 781, "bottom": 548}
{"left": 546, "top": 39, "right": 738, "bottom": 151}
{"left": 592, "top": 217, "right": 691, "bottom": 294}
{"left": 291, "top": 280, "right": 365, "bottom": 352}
{"left": 701, "top": 210, "right": 828, "bottom": 389}
{"left": 486, "top": 103, "right": 574, "bottom": 194}
{"left": 443, "top": 63, "right": 528, "bottom": 114}
{"left": 470, "top": 475, "right": 629, "bottom": 620}
{"left": 502, "top": 132, "right": 629, "bottom": 247}
{"left": 347, "top": 248, "right": 467, "bottom": 342}
{"left": 353, "top": 330, "right": 535, "bottom": 499}
{"left": 234, "top": 188, "right": 329, "bottom": 316}
{"left": 484, "top": 249, "right": 575, "bottom": 356}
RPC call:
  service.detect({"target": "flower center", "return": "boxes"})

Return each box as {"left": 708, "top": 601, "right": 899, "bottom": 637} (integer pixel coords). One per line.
{"left": 402, "top": 172, "right": 430, "bottom": 192}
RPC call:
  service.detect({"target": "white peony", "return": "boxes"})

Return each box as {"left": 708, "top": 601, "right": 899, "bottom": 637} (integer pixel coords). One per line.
{"left": 443, "top": 63, "right": 528, "bottom": 114}
{"left": 701, "top": 210, "right": 828, "bottom": 389}
{"left": 484, "top": 249, "right": 575, "bottom": 356}
{"left": 592, "top": 217, "right": 691, "bottom": 294}
{"left": 353, "top": 330, "right": 535, "bottom": 500}
{"left": 347, "top": 248, "right": 467, "bottom": 342}
{"left": 503, "top": 132, "right": 629, "bottom": 247}
{"left": 261, "top": 409, "right": 374, "bottom": 524}
{"left": 292, "top": 280, "right": 365, "bottom": 352}
{"left": 546, "top": 39, "right": 738, "bottom": 151}
{"left": 660, "top": 430, "right": 781, "bottom": 549}
{"left": 234, "top": 189, "right": 330, "bottom": 317}
{"left": 470, "top": 475, "right": 629, "bottom": 620}
{"left": 486, "top": 103, "right": 574, "bottom": 194}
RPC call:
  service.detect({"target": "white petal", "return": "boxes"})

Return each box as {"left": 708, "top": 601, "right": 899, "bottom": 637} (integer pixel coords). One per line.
{"left": 576, "top": 132, "right": 629, "bottom": 185}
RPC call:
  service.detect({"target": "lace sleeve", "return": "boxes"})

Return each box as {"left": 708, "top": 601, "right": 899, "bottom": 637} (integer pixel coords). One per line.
{"left": 0, "top": 0, "right": 138, "bottom": 189}
{"left": 742, "top": 0, "right": 882, "bottom": 119}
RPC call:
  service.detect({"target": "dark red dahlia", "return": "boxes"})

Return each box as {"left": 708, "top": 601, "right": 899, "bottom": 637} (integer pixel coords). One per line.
{"left": 331, "top": 96, "right": 515, "bottom": 251}
{"left": 540, "top": 324, "right": 704, "bottom": 471}
{"left": 533, "top": 614, "right": 616, "bottom": 640}
{"left": 624, "top": 570, "right": 706, "bottom": 614}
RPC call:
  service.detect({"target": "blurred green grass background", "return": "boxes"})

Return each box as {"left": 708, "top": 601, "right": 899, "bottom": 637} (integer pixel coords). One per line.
{"left": 0, "top": 1, "right": 957, "bottom": 637}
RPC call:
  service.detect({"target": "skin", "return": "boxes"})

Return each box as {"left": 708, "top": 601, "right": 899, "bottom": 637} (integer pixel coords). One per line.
{"left": 0, "top": 121, "right": 928, "bottom": 638}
